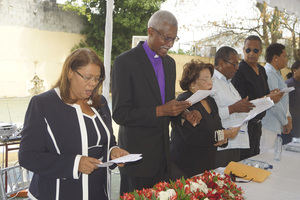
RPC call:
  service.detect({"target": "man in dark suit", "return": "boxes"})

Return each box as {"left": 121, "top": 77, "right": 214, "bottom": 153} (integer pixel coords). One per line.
{"left": 112, "top": 10, "right": 190, "bottom": 194}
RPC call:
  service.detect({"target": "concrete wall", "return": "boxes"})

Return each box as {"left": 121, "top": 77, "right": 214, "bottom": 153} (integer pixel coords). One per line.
{"left": 0, "top": 0, "right": 84, "bottom": 33}
{"left": 0, "top": 26, "right": 85, "bottom": 97}
{"left": 0, "top": 0, "right": 85, "bottom": 97}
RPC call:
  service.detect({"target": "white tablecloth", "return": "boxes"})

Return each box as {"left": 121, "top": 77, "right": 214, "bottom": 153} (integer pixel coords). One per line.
{"left": 238, "top": 149, "right": 300, "bottom": 200}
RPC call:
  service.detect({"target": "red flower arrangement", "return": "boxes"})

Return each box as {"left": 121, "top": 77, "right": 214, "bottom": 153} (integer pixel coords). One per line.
{"left": 120, "top": 171, "right": 244, "bottom": 200}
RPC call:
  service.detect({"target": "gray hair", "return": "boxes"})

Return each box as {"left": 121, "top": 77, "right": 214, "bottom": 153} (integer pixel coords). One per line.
{"left": 147, "top": 10, "right": 178, "bottom": 29}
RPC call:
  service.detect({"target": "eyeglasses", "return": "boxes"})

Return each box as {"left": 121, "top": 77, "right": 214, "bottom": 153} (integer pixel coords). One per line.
{"left": 224, "top": 60, "right": 239, "bottom": 68}
{"left": 229, "top": 171, "right": 253, "bottom": 183}
{"left": 75, "top": 71, "right": 103, "bottom": 83}
{"left": 198, "top": 77, "right": 212, "bottom": 82}
{"left": 245, "top": 48, "right": 259, "bottom": 54}
{"left": 151, "top": 27, "right": 179, "bottom": 43}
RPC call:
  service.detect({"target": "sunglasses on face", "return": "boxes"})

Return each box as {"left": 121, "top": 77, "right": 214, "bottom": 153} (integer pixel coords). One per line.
{"left": 229, "top": 171, "right": 253, "bottom": 183}
{"left": 245, "top": 48, "right": 259, "bottom": 54}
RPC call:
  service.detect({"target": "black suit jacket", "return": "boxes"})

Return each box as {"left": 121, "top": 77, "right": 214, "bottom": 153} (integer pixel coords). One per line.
{"left": 112, "top": 41, "right": 176, "bottom": 177}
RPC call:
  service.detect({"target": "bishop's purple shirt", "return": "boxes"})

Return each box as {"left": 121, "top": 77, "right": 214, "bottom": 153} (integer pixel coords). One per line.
{"left": 143, "top": 41, "right": 165, "bottom": 104}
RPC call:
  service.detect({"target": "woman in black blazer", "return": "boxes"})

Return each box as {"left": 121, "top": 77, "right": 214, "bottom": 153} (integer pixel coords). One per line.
{"left": 170, "top": 60, "right": 240, "bottom": 178}
{"left": 19, "top": 48, "right": 128, "bottom": 200}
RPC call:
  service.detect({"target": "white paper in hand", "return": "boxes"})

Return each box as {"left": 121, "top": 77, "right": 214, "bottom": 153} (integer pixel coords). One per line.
{"left": 281, "top": 87, "right": 295, "bottom": 93}
{"left": 232, "top": 97, "right": 274, "bottom": 127}
{"left": 97, "top": 154, "right": 142, "bottom": 168}
{"left": 186, "top": 90, "right": 213, "bottom": 105}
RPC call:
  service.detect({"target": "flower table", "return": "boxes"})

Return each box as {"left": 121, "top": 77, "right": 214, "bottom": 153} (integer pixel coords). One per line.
{"left": 120, "top": 171, "right": 244, "bottom": 200}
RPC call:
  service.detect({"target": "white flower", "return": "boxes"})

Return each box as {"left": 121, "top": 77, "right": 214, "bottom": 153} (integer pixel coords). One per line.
{"left": 196, "top": 179, "right": 207, "bottom": 186}
{"left": 204, "top": 198, "right": 210, "bottom": 200}
{"left": 216, "top": 180, "right": 224, "bottom": 187}
{"left": 158, "top": 189, "right": 176, "bottom": 200}
{"left": 228, "top": 190, "right": 235, "bottom": 198}
{"left": 219, "top": 174, "right": 226, "bottom": 179}
{"left": 197, "top": 179, "right": 209, "bottom": 194}
{"left": 189, "top": 180, "right": 208, "bottom": 194}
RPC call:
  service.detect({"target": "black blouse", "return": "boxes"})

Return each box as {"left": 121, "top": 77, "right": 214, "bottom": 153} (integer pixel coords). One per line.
{"left": 285, "top": 78, "right": 300, "bottom": 137}
{"left": 170, "top": 92, "right": 223, "bottom": 178}
{"left": 231, "top": 60, "right": 270, "bottom": 121}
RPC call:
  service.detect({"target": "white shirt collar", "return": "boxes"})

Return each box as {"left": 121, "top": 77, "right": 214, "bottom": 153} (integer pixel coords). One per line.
{"left": 265, "top": 62, "right": 278, "bottom": 72}
{"left": 213, "top": 69, "right": 231, "bottom": 83}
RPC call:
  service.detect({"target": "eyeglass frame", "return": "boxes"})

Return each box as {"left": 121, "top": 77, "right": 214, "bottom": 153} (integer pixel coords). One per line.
{"left": 151, "top": 27, "right": 179, "bottom": 43}
{"left": 223, "top": 60, "right": 239, "bottom": 68}
{"left": 245, "top": 48, "right": 260, "bottom": 54}
{"left": 198, "top": 77, "right": 213, "bottom": 82}
{"left": 229, "top": 171, "right": 254, "bottom": 183}
{"left": 74, "top": 70, "right": 103, "bottom": 84}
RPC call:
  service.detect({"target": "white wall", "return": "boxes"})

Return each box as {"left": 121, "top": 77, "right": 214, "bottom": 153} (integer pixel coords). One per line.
{"left": 0, "top": 25, "right": 85, "bottom": 97}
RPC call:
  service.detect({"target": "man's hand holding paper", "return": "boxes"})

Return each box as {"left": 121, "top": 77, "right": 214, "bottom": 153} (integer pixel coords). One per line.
{"left": 229, "top": 96, "right": 255, "bottom": 114}
{"left": 233, "top": 97, "right": 274, "bottom": 127}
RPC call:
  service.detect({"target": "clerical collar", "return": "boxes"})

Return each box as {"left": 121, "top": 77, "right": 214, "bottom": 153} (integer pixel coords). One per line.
{"left": 143, "top": 41, "right": 160, "bottom": 59}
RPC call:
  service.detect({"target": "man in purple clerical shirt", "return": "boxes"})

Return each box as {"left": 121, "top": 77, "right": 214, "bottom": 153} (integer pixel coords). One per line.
{"left": 112, "top": 10, "right": 191, "bottom": 195}
{"left": 142, "top": 40, "right": 166, "bottom": 104}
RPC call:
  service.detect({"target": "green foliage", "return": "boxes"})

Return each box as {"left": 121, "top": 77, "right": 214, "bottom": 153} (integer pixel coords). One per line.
{"left": 169, "top": 48, "right": 194, "bottom": 55}
{"left": 213, "top": 175, "right": 218, "bottom": 182}
{"left": 206, "top": 1, "right": 300, "bottom": 60}
{"left": 62, "top": 0, "right": 165, "bottom": 60}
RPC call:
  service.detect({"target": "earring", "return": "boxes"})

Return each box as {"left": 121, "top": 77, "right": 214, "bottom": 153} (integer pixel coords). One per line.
{"left": 87, "top": 98, "right": 93, "bottom": 105}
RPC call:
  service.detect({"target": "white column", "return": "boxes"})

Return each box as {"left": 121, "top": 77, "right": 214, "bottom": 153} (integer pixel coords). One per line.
{"left": 103, "top": 0, "right": 114, "bottom": 103}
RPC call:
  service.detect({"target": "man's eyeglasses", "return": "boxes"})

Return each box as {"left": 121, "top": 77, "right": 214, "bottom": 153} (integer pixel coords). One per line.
{"left": 245, "top": 48, "right": 259, "bottom": 54}
{"left": 75, "top": 71, "right": 103, "bottom": 83}
{"left": 224, "top": 60, "right": 238, "bottom": 68}
{"left": 229, "top": 171, "right": 253, "bottom": 183}
{"left": 151, "top": 27, "right": 179, "bottom": 43}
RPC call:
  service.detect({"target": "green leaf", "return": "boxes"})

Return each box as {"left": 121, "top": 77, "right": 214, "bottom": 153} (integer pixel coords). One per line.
{"left": 62, "top": 0, "right": 166, "bottom": 61}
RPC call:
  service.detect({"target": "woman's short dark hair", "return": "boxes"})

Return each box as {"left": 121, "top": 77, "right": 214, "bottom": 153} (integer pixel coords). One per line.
{"left": 265, "top": 43, "right": 285, "bottom": 63}
{"left": 180, "top": 60, "right": 214, "bottom": 91}
{"left": 286, "top": 60, "right": 300, "bottom": 79}
{"left": 53, "top": 48, "right": 105, "bottom": 108}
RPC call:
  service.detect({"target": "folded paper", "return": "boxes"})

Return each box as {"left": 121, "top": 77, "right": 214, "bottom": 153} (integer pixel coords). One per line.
{"left": 97, "top": 154, "right": 142, "bottom": 167}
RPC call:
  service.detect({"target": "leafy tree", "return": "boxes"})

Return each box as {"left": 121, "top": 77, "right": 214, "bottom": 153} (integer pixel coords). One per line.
{"left": 205, "top": 1, "right": 300, "bottom": 60}
{"left": 61, "top": 0, "right": 165, "bottom": 60}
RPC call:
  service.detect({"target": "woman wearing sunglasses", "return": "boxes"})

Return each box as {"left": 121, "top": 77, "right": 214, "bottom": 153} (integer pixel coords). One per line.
{"left": 231, "top": 35, "right": 283, "bottom": 160}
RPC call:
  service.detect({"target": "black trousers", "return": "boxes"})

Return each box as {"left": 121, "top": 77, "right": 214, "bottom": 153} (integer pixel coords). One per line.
{"left": 282, "top": 133, "right": 293, "bottom": 145}
{"left": 240, "top": 121, "right": 262, "bottom": 160}
{"left": 215, "top": 148, "right": 241, "bottom": 168}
